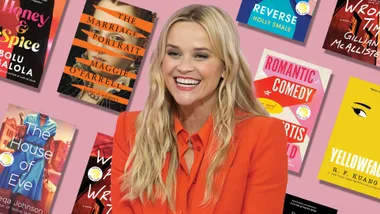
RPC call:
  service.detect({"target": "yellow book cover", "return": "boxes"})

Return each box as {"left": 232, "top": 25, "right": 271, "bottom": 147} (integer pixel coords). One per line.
{"left": 318, "top": 77, "right": 380, "bottom": 199}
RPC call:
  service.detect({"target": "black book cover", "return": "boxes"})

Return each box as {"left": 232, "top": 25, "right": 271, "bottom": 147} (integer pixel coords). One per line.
{"left": 283, "top": 193, "right": 338, "bottom": 214}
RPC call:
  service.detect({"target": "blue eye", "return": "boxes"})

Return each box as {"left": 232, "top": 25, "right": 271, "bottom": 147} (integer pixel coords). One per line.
{"left": 352, "top": 107, "right": 367, "bottom": 118}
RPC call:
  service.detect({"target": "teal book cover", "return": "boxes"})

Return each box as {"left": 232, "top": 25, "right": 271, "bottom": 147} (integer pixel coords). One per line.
{"left": 236, "top": 0, "right": 317, "bottom": 42}
{"left": 0, "top": 104, "right": 76, "bottom": 214}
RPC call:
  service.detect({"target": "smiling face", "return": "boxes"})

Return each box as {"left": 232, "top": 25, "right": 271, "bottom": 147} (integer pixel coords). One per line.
{"left": 162, "top": 21, "right": 225, "bottom": 108}
{"left": 87, "top": 0, "right": 140, "bottom": 76}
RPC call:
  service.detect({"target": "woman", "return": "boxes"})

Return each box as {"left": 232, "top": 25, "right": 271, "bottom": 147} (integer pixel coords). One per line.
{"left": 0, "top": 112, "right": 56, "bottom": 214}
{"left": 112, "top": 4, "right": 288, "bottom": 214}
{"left": 58, "top": 0, "right": 154, "bottom": 112}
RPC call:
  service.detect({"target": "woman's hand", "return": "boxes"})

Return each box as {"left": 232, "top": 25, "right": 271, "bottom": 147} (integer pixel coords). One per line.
{"left": 18, "top": 111, "right": 24, "bottom": 120}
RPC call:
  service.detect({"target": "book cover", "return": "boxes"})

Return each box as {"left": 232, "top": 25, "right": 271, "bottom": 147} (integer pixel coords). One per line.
{"left": 0, "top": 104, "right": 76, "bottom": 213}
{"left": 72, "top": 133, "right": 113, "bottom": 214}
{"left": 319, "top": 77, "right": 380, "bottom": 199}
{"left": 323, "top": 0, "right": 380, "bottom": 67}
{"left": 253, "top": 49, "right": 331, "bottom": 173}
{"left": 283, "top": 193, "right": 338, "bottom": 214}
{"left": 0, "top": 0, "right": 67, "bottom": 88}
{"left": 236, "top": 0, "right": 317, "bottom": 42}
{"left": 57, "top": 0, "right": 156, "bottom": 112}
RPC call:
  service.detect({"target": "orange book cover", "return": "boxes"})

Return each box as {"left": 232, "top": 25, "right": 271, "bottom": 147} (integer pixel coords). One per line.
{"left": 57, "top": 0, "right": 156, "bottom": 112}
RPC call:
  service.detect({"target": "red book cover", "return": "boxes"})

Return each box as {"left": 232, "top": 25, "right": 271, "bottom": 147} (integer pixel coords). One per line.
{"left": 323, "top": 0, "right": 380, "bottom": 67}
{"left": 72, "top": 133, "right": 113, "bottom": 214}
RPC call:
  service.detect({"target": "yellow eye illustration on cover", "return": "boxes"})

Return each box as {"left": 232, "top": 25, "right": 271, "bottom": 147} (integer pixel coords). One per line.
{"left": 0, "top": 152, "right": 14, "bottom": 167}
{"left": 88, "top": 166, "right": 103, "bottom": 182}
{"left": 327, "top": 78, "right": 379, "bottom": 156}
{"left": 352, "top": 102, "right": 370, "bottom": 118}
{"left": 319, "top": 77, "right": 380, "bottom": 199}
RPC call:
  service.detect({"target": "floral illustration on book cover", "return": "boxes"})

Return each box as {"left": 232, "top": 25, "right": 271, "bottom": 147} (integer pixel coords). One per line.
{"left": 253, "top": 49, "right": 331, "bottom": 173}
{"left": 72, "top": 133, "right": 112, "bottom": 214}
{"left": 0, "top": 104, "right": 76, "bottom": 213}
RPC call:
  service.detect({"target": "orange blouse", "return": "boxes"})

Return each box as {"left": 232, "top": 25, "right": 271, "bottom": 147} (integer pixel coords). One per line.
{"left": 111, "top": 111, "right": 288, "bottom": 214}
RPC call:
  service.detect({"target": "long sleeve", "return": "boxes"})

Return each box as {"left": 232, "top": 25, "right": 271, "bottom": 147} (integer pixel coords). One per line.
{"left": 111, "top": 112, "right": 134, "bottom": 213}
{"left": 242, "top": 118, "right": 288, "bottom": 214}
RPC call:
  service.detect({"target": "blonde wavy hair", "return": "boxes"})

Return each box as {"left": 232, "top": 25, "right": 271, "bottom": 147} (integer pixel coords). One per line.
{"left": 120, "top": 4, "right": 268, "bottom": 211}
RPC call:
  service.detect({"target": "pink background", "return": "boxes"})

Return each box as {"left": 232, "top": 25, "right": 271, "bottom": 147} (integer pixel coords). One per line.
{"left": 0, "top": 0, "right": 379, "bottom": 213}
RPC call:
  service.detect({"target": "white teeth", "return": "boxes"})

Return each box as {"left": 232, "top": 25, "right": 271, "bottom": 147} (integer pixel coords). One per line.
{"left": 175, "top": 78, "right": 200, "bottom": 85}
{"left": 177, "top": 83, "right": 196, "bottom": 87}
